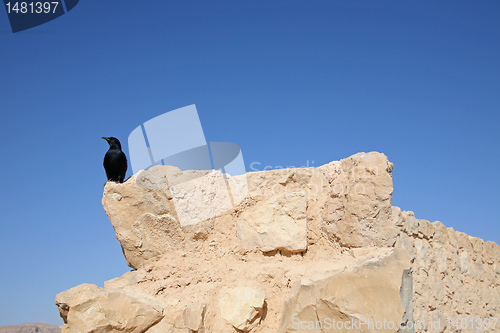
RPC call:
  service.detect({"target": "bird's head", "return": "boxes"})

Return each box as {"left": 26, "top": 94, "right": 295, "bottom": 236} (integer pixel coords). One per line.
{"left": 102, "top": 137, "right": 122, "bottom": 150}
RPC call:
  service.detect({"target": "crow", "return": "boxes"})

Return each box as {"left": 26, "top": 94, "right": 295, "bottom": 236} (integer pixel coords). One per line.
{"left": 102, "top": 137, "right": 127, "bottom": 183}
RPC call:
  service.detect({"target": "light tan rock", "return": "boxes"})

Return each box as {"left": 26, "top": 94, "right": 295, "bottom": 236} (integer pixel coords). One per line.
{"left": 456, "top": 231, "right": 473, "bottom": 251}
{"left": 278, "top": 247, "right": 411, "bottom": 333}
{"left": 219, "top": 287, "right": 265, "bottom": 332}
{"left": 144, "top": 308, "right": 184, "bottom": 333}
{"left": 183, "top": 303, "right": 206, "bottom": 332}
{"left": 395, "top": 232, "right": 415, "bottom": 261}
{"left": 460, "top": 250, "right": 471, "bottom": 274}
{"left": 414, "top": 239, "right": 431, "bottom": 273}
{"left": 401, "top": 211, "right": 419, "bottom": 237}
{"left": 320, "top": 152, "right": 399, "bottom": 247}
{"left": 237, "top": 192, "right": 307, "bottom": 252}
{"left": 168, "top": 169, "right": 233, "bottom": 227}
{"left": 104, "top": 270, "right": 145, "bottom": 289}
{"left": 55, "top": 283, "right": 163, "bottom": 333}
{"left": 431, "top": 221, "right": 449, "bottom": 244}
{"left": 245, "top": 167, "right": 320, "bottom": 201}
{"left": 417, "top": 219, "right": 434, "bottom": 240}
{"left": 144, "top": 303, "right": 206, "bottom": 333}
{"left": 446, "top": 227, "right": 459, "bottom": 248}
{"left": 102, "top": 165, "right": 248, "bottom": 269}
{"left": 102, "top": 166, "right": 180, "bottom": 269}
{"left": 391, "top": 205, "right": 403, "bottom": 227}
{"left": 433, "top": 243, "right": 449, "bottom": 275}
{"left": 470, "top": 235, "right": 485, "bottom": 255}
{"left": 58, "top": 151, "right": 500, "bottom": 333}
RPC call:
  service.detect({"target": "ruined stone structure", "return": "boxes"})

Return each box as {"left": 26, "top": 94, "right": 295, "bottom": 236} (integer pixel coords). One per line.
{"left": 55, "top": 152, "right": 499, "bottom": 332}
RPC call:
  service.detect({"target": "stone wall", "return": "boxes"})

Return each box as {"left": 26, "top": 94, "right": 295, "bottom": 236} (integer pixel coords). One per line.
{"left": 394, "top": 209, "right": 500, "bottom": 332}
{"left": 56, "top": 152, "right": 499, "bottom": 333}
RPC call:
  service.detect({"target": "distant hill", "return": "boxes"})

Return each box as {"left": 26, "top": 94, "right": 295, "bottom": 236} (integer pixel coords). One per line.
{"left": 0, "top": 323, "right": 61, "bottom": 333}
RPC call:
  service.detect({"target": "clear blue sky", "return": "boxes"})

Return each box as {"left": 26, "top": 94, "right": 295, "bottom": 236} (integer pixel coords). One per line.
{"left": 0, "top": 0, "right": 498, "bottom": 326}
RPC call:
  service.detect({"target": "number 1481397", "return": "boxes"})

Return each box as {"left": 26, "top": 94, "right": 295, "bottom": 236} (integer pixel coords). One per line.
{"left": 447, "top": 317, "right": 498, "bottom": 330}
{"left": 5, "top": 2, "right": 59, "bottom": 14}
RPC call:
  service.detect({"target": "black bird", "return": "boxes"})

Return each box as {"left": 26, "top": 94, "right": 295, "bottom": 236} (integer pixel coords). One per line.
{"left": 102, "top": 137, "right": 127, "bottom": 183}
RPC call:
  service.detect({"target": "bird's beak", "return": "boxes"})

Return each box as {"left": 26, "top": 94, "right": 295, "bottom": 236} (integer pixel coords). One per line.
{"left": 102, "top": 137, "right": 109, "bottom": 141}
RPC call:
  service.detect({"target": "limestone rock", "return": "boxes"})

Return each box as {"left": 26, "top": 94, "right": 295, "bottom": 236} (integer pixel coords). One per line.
{"left": 237, "top": 192, "right": 307, "bottom": 252}
{"left": 102, "top": 165, "right": 244, "bottom": 269}
{"left": 183, "top": 303, "right": 206, "bottom": 332}
{"left": 219, "top": 287, "right": 265, "bottom": 332}
{"left": 417, "top": 219, "right": 434, "bottom": 240}
{"left": 55, "top": 283, "right": 163, "bottom": 333}
{"left": 102, "top": 166, "right": 180, "bottom": 269}
{"left": 278, "top": 247, "right": 411, "bottom": 333}
{"left": 55, "top": 151, "right": 500, "bottom": 333}
{"left": 143, "top": 310, "right": 185, "bottom": 333}
{"left": 166, "top": 169, "right": 233, "bottom": 227}
{"left": 320, "top": 152, "right": 399, "bottom": 247}
{"left": 145, "top": 303, "right": 206, "bottom": 333}
{"left": 401, "top": 211, "right": 419, "bottom": 237}
{"left": 395, "top": 232, "right": 415, "bottom": 261}
{"left": 104, "top": 270, "right": 145, "bottom": 289}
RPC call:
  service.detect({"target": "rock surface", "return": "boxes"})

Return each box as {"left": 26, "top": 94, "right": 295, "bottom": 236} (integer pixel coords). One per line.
{"left": 237, "top": 192, "right": 307, "bottom": 252}
{"left": 319, "top": 152, "right": 398, "bottom": 248}
{"left": 278, "top": 247, "right": 412, "bottom": 333}
{"left": 55, "top": 284, "right": 163, "bottom": 333}
{"left": 56, "top": 151, "right": 500, "bottom": 333}
{"left": 219, "top": 287, "right": 266, "bottom": 332}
